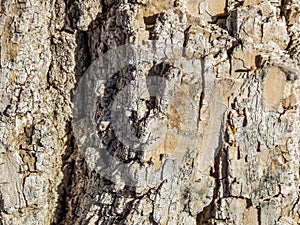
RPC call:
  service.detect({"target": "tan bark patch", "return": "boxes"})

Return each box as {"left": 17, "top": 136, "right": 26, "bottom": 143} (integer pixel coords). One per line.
{"left": 142, "top": 0, "right": 175, "bottom": 17}
{"left": 263, "top": 67, "right": 286, "bottom": 109}
{"left": 187, "top": 0, "right": 201, "bottom": 16}
{"left": 187, "top": 0, "right": 226, "bottom": 16}
{"left": 169, "top": 104, "right": 181, "bottom": 129}
{"left": 2, "top": 30, "right": 20, "bottom": 62}
{"left": 244, "top": 207, "right": 259, "bottom": 225}
{"left": 244, "top": 0, "right": 263, "bottom": 7}
{"left": 207, "top": 0, "right": 226, "bottom": 16}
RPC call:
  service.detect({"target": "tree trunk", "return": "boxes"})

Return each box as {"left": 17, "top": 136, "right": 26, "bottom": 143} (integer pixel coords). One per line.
{"left": 0, "top": 0, "right": 299, "bottom": 224}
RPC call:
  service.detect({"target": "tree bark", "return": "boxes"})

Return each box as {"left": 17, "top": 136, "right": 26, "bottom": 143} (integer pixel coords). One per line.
{"left": 0, "top": 0, "right": 299, "bottom": 224}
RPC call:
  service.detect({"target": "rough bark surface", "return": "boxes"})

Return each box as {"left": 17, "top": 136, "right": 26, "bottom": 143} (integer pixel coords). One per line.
{"left": 0, "top": 0, "right": 299, "bottom": 225}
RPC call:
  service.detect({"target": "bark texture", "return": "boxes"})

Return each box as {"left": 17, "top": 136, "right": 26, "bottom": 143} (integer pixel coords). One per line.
{"left": 0, "top": 0, "right": 300, "bottom": 225}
